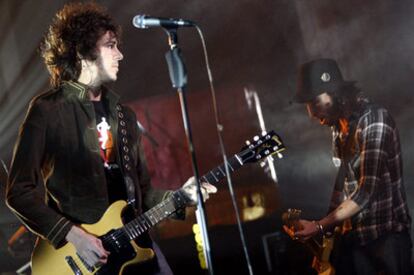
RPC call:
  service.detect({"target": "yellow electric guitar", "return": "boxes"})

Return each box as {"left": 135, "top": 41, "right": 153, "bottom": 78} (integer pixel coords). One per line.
{"left": 31, "top": 130, "right": 286, "bottom": 275}
{"left": 282, "top": 208, "right": 337, "bottom": 275}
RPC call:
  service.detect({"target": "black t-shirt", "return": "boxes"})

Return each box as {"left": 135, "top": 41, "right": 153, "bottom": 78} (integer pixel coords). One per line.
{"left": 92, "top": 100, "right": 127, "bottom": 203}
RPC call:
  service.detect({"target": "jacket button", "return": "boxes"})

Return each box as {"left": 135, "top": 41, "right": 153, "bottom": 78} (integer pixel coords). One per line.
{"left": 122, "top": 137, "right": 128, "bottom": 144}
{"left": 125, "top": 164, "right": 131, "bottom": 170}
{"left": 123, "top": 146, "right": 129, "bottom": 152}
{"left": 118, "top": 112, "right": 124, "bottom": 119}
{"left": 124, "top": 155, "right": 130, "bottom": 161}
{"left": 116, "top": 105, "right": 122, "bottom": 111}
{"left": 121, "top": 129, "right": 127, "bottom": 135}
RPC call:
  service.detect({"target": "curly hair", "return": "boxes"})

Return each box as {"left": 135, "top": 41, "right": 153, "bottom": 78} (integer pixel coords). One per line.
{"left": 41, "top": 2, "right": 121, "bottom": 87}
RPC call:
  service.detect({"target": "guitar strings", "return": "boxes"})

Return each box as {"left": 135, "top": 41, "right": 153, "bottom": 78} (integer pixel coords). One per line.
{"left": 100, "top": 197, "right": 174, "bottom": 244}
{"left": 99, "top": 139, "right": 278, "bottom": 245}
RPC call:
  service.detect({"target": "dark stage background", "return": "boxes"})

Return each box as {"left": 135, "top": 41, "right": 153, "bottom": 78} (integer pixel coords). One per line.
{"left": 1, "top": 0, "right": 414, "bottom": 274}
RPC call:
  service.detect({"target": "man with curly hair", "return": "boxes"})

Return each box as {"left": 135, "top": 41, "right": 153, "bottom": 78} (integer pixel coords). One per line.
{"left": 6, "top": 2, "right": 216, "bottom": 274}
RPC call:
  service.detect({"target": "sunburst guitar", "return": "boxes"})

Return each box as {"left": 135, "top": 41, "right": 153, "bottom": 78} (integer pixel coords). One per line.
{"left": 282, "top": 208, "right": 337, "bottom": 275}
{"left": 31, "top": 130, "right": 286, "bottom": 275}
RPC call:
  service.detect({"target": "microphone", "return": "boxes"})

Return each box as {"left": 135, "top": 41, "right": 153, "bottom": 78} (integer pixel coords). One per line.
{"left": 132, "top": 15, "right": 194, "bottom": 29}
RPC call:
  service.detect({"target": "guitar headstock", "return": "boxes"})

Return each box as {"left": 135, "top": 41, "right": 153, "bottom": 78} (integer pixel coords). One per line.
{"left": 238, "top": 130, "right": 286, "bottom": 164}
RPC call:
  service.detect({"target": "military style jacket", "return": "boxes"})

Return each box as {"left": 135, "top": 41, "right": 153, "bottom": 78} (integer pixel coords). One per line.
{"left": 6, "top": 81, "right": 168, "bottom": 248}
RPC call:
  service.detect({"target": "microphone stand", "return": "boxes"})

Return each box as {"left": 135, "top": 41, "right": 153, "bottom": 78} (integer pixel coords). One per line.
{"left": 163, "top": 27, "right": 214, "bottom": 275}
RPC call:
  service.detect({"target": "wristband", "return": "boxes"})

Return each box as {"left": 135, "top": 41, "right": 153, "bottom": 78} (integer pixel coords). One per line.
{"left": 313, "top": 220, "right": 324, "bottom": 235}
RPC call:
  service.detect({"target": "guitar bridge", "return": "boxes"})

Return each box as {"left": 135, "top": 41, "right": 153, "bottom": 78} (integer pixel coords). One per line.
{"left": 76, "top": 253, "right": 95, "bottom": 273}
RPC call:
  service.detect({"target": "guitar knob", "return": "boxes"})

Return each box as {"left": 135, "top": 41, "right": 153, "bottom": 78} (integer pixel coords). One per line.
{"left": 260, "top": 161, "right": 266, "bottom": 167}
{"left": 277, "top": 152, "right": 283, "bottom": 159}
{"left": 253, "top": 135, "right": 259, "bottom": 141}
{"left": 245, "top": 140, "right": 251, "bottom": 145}
{"left": 261, "top": 131, "right": 267, "bottom": 136}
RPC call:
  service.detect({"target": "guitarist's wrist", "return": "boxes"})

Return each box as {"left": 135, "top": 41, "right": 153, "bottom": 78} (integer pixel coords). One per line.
{"left": 65, "top": 225, "right": 81, "bottom": 244}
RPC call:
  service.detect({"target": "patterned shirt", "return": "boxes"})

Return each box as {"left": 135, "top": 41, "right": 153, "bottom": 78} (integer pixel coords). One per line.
{"left": 330, "top": 103, "right": 411, "bottom": 245}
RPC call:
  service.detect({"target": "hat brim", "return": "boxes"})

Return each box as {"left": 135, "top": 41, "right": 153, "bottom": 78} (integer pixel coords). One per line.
{"left": 293, "top": 80, "right": 357, "bottom": 103}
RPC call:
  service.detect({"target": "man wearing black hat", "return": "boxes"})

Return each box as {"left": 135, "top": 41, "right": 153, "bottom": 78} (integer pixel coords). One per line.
{"left": 292, "top": 58, "right": 412, "bottom": 274}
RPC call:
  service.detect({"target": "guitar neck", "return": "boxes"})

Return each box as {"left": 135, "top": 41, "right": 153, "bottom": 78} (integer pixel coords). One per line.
{"left": 199, "top": 154, "right": 244, "bottom": 185}
{"left": 123, "top": 153, "right": 244, "bottom": 240}
{"left": 122, "top": 191, "right": 186, "bottom": 240}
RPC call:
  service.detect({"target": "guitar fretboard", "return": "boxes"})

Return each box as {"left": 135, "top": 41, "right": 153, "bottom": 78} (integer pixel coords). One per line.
{"left": 199, "top": 154, "right": 243, "bottom": 185}
{"left": 122, "top": 153, "right": 244, "bottom": 240}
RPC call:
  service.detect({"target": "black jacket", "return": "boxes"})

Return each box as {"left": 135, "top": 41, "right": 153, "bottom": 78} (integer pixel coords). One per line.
{"left": 6, "top": 81, "right": 168, "bottom": 248}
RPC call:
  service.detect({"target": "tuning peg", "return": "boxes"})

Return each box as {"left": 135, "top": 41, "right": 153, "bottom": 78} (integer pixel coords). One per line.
{"left": 273, "top": 146, "right": 279, "bottom": 151}
{"left": 245, "top": 140, "right": 251, "bottom": 145}
{"left": 277, "top": 152, "right": 283, "bottom": 159}
{"left": 260, "top": 161, "right": 266, "bottom": 167}
{"left": 261, "top": 131, "right": 267, "bottom": 136}
{"left": 253, "top": 135, "right": 259, "bottom": 141}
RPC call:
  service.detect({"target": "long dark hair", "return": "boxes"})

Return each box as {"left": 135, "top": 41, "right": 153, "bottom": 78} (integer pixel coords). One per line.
{"left": 329, "top": 83, "right": 366, "bottom": 115}
{"left": 40, "top": 2, "right": 121, "bottom": 87}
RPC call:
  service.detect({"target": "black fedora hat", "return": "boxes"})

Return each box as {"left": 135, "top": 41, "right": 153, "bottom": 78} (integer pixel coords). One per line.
{"left": 294, "top": 58, "right": 355, "bottom": 103}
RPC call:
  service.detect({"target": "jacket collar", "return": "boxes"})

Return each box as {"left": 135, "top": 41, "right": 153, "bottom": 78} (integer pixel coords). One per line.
{"left": 62, "top": 80, "right": 120, "bottom": 105}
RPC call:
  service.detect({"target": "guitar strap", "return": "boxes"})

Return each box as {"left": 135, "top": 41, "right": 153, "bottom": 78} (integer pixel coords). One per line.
{"left": 331, "top": 121, "right": 357, "bottom": 197}
{"left": 330, "top": 106, "right": 364, "bottom": 234}
{"left": 115, "top": 104, "right": 137, "bottom": 207}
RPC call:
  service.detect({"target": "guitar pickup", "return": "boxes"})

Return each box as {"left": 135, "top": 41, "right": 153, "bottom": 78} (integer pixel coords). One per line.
{"left": 65, "top": 256, "right": 83, "bottom": 275}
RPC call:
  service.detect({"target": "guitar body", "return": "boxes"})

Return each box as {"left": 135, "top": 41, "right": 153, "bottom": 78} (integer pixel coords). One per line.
{"left": 310, "top": 232, "right": 335, "bottom": 275}
{"left": 31, "top": 201, "right": 154, "bottom": 275}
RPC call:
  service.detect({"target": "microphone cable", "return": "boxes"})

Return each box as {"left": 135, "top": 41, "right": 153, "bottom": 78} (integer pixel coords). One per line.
{"left": 193, "top": 24, "right": 255, "bottom": 275}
